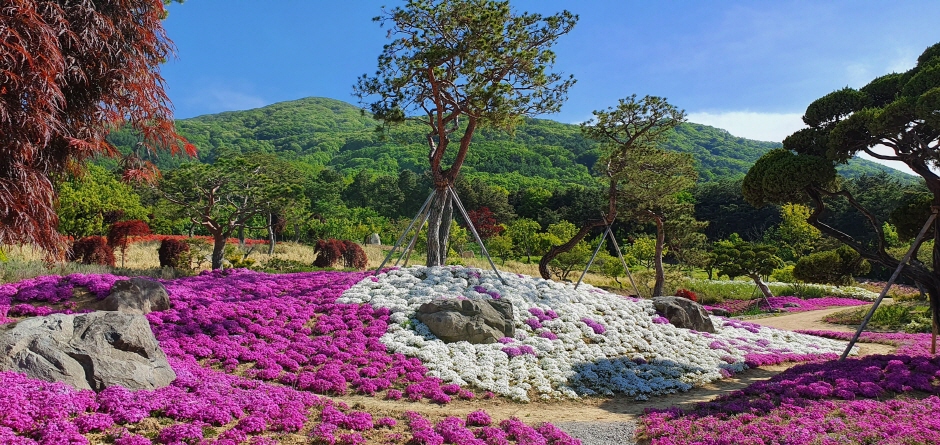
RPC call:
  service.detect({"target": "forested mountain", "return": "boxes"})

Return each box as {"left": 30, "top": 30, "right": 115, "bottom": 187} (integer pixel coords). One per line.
{"left": 108, "top": 96, "right": 912, "bottom": 188}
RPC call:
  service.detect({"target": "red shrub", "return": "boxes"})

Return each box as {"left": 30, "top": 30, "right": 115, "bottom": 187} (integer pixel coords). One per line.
{"left": 69, "top": 236, "right": 115, "bottom": 267}
{"left": 675, "top": 288, "right": 698, "bottom": 302}
{"left": 314, "top": 239, "right": 345, "bottom": 268}
{"left": 158, "top": 238, "right": 190, "bottom": 268}
{"left": 314, "top": 239, "right": 368, "bottom": 270}
{"left": 108, "top": 220, "right": 151, "bottom": 266}
{"left": 466, "top": 207, "right": 504, "bottom": 240}
{"left": 341, "top": 240, "right": 368, "bottom": 270}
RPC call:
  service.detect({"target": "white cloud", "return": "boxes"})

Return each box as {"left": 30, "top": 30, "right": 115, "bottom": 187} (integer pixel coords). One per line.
{"left": 686, "top": 111, "right": 804, "bottom": 143}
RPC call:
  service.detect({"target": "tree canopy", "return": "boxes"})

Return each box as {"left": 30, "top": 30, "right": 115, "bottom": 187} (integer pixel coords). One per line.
{"left": 743, "top": 41, "right": 940, "bottom": 325}
{"left": 159, "top": 153, "right": 306, "bottom": 269}
{"left": 354, "top": 0, "right": 577, "bottom": 266}
{"left": 0, "top": 0, "right": 193, "bottom": 259}
{"left": 538, "top": 95, "right": 687, "bottom": 285}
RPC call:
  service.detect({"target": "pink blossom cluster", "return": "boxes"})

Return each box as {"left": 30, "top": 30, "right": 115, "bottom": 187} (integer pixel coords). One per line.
{"left": 404, "top": 411, "right": 579, "bottom": 445}
{"left": 797, "top": 330, "right": 935, "bottom": 356}
{"left": 639, "top": 332, "right": 940, "bottom": 444}
{"left": 705, "top": 296, "right": 869, "bottom": 316}
{"left": 0, "top": 273, "right": 122, "bottom": 320}
{"left": 760, "top": 296, "right": 869, "bottom": 312}
{"left": 580, "top": 318, "right": 606, "bottom": 335}
{"left": 527, "top": 308, "right": 559, "bottom": 338}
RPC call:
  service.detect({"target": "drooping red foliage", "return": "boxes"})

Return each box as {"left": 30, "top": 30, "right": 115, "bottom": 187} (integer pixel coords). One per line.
{"left": 675, "top": 288, "right": 698, "bottom": 302}
{"left": 69, "top": 236, "right": 115, "bottom": 267}
{"left": 0, "top": 1, "right": 195, "bottom": 260}
{"left": 157, "top": 238, "right": 190, "bottom": 269}
{"left": 341, "top": 240, "right": 368, "bottom": 270}
{"left": 314, "top": 239, "right": 345, "bottom": 268}
{"left": 466, "top": 207, "right": 504, "bottom": 240}
{"left": 108, "top": 220, "right": 151, "bottom": 266}
{"left": 314, "top": 239, "right": 368, "bottom": 270}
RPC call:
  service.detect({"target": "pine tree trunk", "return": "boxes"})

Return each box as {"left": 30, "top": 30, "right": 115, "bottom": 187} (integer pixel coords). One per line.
{"left": 238, "top": 225, "right": 246, "bottom": 249}
{"left": 425, "top": 188, "right": 448, "bottom": 267}
{"left": 652, "top": 215, "right": 666, "bottom": 297}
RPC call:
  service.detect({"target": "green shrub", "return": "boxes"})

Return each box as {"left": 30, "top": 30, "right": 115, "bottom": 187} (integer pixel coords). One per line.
{"left": 793, "top": 245, "right": 870, "bottom": 285}
{"left": 770, "top": 265, "right": 796, "bottom": 283}
{"left": 778, "top": 281, "right": 829, "bottom": 299}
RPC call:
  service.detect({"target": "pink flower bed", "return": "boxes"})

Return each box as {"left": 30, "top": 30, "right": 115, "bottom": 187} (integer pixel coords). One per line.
{"left": 705, "top": 296, "right": 869, "bottom": 316}
{"left": 0, "top": 270, "right": 578, "bottom": 444}
{"left": 638, "top": 331, "right": 940, "bottom": 444}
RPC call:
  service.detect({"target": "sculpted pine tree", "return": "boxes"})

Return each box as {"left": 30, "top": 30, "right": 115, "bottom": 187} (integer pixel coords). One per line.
{"left": 538, "top": 95, "right": 687, "bottom": 292}
{"left": 0, "top": 0, "right": 193, "bottom": 259}
{"left": 742, "top": 42, "right": 940, "bottom": 327}
{"left": 355, "top": 0, "right": 577, "bottom": 266}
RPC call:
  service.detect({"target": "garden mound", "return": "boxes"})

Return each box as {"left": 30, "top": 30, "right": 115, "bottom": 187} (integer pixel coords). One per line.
{"left": 338, "top": 266, "right": 852, "bottom": 402}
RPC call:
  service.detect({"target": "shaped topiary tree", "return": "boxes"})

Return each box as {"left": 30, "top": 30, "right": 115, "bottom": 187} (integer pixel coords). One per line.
{"left": 712, "top": 235, "right": 782, "bottom": 300}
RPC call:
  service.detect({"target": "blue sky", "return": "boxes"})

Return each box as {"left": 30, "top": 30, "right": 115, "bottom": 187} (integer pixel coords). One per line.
{"left": 161, "top": 1, "right": 940, "bottom": 172}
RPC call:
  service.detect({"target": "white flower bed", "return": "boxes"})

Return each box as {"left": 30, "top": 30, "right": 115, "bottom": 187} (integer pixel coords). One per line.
{"left": 339, "top": 266, "right": 853, "bottom": 402}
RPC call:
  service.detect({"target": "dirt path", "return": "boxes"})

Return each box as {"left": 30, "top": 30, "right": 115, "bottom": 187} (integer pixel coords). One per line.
{"left": 746, "top": 305, "right": 865, "bottom": 333}
{"left": 339, "top": 306, "right": 896, "bottom": 426}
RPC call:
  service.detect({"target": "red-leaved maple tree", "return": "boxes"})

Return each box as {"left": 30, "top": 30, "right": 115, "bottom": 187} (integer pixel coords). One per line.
{"left": 0, "top": 0, "right": 194, "bottom": 260}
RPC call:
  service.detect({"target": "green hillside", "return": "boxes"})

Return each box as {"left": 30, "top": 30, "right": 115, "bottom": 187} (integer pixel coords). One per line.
{"left": 109, "top": 96, "right": 913, "bottom": 188}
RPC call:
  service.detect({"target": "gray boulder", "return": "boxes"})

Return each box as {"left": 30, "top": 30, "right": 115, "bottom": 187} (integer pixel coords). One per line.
{"left": 95, "top": 278, "right": 170, "bottom": 315}
{"left": 415, "top": 299, "right": 514, "bottom": 344}
{"left": 652, "top": 296, "right": 716, "bottom": 333}
{"left": 0, "top": 312, "right": 176, "bottom": 391}
{"left": 708, "top": 307, "right": 731, "bottom": 317}
{"left": 365, "top": 233, "right": 381, "bottom": 245}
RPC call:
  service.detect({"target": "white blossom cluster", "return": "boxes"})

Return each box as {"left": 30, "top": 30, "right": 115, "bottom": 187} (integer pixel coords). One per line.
{"left": 339, "top": 266, "right": 852, "bottom": 402}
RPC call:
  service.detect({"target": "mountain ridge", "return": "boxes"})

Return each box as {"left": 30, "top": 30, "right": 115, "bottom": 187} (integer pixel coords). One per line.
{"left": 109, "top": 96, "right": 914, "bottom": 189}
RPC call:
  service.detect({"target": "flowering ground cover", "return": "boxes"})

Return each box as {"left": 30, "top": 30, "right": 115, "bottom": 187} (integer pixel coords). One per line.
{"left": 0, "top": 267, "right": 867, "bottom": 444}
{"left": 705, "top": 296, "right": 870, "bottom": 317}
{"left": 0, "top": 269, "right": 580, "bottom": 444}
{"left": 339, "top": 266, "right": 850, "bottom": 402}
{"left": 638, "top": 331, "right": 940, "bottom": 444}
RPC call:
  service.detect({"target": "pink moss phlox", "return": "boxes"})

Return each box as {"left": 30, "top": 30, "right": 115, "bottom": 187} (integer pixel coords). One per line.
{"left": 580, "top": 318, "right": 606, "bottom": 334}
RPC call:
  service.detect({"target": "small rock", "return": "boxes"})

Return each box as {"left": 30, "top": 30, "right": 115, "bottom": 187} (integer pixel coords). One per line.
{"left": 708, "top": 307, "right": 731, "bottom": 317}
{"left": 95, "top": 278, "right": 170, "bottom": 315}
{"left": 415, "top": 299, "right": 514, "bottom": 344}
{"left": 652, "top": 296, "right": 715, "bottom": 333}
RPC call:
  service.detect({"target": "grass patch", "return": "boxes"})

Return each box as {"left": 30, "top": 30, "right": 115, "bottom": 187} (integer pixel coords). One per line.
{"left": 824, "top": 302, "right": 933, "bottom": 333}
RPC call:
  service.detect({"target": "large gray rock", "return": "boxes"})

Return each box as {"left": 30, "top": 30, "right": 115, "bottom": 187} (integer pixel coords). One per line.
{"left": 415, "top": 299, "right": 514, "bottom": 344}
{"left": 365, "top": 233, "right": 381, "bottom": 245}
{"left": 652, "top": 296, "right": 716, "bottom": 333}
{"left": 94, "top": 278, "right": 170, "bottom": 315}
{"left": 0, "top": 312, "right": 176, "bottom": 391}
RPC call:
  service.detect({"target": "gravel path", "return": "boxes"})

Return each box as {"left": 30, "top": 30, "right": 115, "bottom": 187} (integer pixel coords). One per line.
{"left": 555, "top": 421, "right": 638, "bottom": 445}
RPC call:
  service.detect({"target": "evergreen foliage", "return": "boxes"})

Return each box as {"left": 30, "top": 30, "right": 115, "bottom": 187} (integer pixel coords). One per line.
{"left": 793, "top": 245, "right": 871, "bottom": 286}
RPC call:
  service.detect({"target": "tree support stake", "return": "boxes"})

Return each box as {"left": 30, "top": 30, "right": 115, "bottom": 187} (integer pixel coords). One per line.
{"left": 840, "top": 208, "right": 938, "bottom": 360}
{"left": 374, "top": 191, "right": 435, "bottom": 275}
